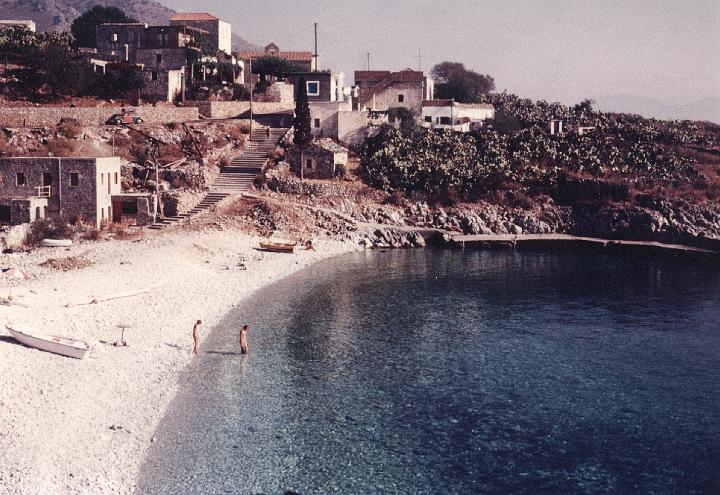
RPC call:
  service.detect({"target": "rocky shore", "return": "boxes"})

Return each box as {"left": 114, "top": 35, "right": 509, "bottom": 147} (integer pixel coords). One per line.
{"left": 264, "top": 173, "right": 720, "bottom": 252}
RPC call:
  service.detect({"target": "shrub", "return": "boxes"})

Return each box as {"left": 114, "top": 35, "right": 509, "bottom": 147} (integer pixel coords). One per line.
{"left": 385, "top": 190, "right": 405, "bottom": 206}
{"left": 25, "top": 217, "right": 74, "bottom": 245}
{"left": 58, "top": 118, "right": 83, "bottom": 139}
{"left": 81, "top": 227, "right": 101, "bottom": 240}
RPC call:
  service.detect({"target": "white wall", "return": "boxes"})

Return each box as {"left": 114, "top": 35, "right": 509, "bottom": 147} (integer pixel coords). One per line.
{"left": 218, "top": 21, "right": 232, "bottom": 55}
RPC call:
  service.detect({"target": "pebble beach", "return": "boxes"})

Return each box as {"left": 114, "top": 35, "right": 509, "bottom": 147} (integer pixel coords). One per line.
{"left": 0, "top": 227, "right": 357, "bottom": 494}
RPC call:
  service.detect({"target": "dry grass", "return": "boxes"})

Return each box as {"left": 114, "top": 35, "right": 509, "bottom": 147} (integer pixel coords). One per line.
{"left": 46, "top": 137, "right": 78, "bottom": 157}
{"left": 39, "top": 256, "right": 93, "bottom": 271}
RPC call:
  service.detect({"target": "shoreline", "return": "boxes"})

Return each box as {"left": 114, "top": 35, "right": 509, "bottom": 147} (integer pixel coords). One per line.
{"left": 0, "top": 223, "right": 717, "bottom": 494}
{"left": 0, "top": 227, "right": 360, "bottom": 495}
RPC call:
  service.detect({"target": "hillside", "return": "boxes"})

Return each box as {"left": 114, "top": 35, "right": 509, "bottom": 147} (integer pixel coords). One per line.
{"left": 0, "top": 0, "right": 258, "bottom": 51}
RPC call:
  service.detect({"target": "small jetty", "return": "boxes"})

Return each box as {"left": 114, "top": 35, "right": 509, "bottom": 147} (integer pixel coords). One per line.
{"left": 450, "top": 233, "right": 719, "bottom": 257}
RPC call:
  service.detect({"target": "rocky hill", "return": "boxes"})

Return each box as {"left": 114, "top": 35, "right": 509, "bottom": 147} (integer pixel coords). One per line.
{"left": 0, "top": 0, "right": 258, "bottom": 51}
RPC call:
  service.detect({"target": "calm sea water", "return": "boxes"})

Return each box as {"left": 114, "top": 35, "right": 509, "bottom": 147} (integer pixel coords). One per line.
{"left": 137, "top": 249, "right": 720, "bottom": 495}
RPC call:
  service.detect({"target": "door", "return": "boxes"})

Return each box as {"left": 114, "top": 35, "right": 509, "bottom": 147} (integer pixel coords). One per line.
{"left": 43, "top": 173, "right": 52, "bottom": 187}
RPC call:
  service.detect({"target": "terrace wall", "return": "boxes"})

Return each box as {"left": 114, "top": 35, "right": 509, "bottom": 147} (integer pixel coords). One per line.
{"left": 0, "top": 106, "right": 199, "bottom": 128}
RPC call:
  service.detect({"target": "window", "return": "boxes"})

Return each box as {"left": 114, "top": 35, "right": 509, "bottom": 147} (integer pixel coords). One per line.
{"left": 440, "top": 116, "right": 451, "bottom": 125}
{"left": 114, "top": 172, "right": 119, "bottom": 185}
{"left": 314, "top": 118, "right": 320, "bottom": 128}
{"left": 398, "top": 94, "right": 404, "bottom": 103}
{"left": 100, "top": 174, "right": 104, "bottom": 185}
{"left": 306, "top": 81, "right": 320, "bottom": 96}
{"left": 43, "top": 172, "right": 52, "bottom": 187}
{"left": 112, "top": 33, "right": 118, "bottom": 42}
{"left": 70, "top": 172, "right": 79, "bottom": 187}
{"left": 424, "top": 116, "right": 432, "bottom": 123}
{"left": 158, "top": 33, "right": 168, "bottom": 47}
{"left": 306, "top": 158, "right": 316, "bottom": 172}
{"left": 151, "top": 71, "right": 158, "bottom": 81}
{"left": 16, "top": 172, "right": 25, "bottom": 186}
{"left": 156, "top": 53, "right": 162, "bottom": 64}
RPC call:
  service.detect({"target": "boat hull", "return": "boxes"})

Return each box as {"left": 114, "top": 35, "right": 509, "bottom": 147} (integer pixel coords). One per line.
{"left": 7, "top": 327, "right": 90, "bottom": 359}
{"left": 259, "top": 242, "right": 296, "bottom": 253}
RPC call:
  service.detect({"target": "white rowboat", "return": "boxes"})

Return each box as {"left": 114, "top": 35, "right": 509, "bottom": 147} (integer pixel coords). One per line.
{"left": 40, "top": 238, "right": 73, "bottom": 247}
{"left": 6, "top": 326, "right": 91, "bottom": 359}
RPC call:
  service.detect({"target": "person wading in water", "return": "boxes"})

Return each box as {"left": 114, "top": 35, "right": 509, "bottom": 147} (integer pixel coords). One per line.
{"left": 240, "top": 324, "right": 249, "bottom": 354}
{"left": 192, "top": 320, "right": 202, "bottom": 355}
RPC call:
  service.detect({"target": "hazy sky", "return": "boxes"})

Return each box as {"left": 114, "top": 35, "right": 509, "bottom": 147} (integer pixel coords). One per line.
{"left": 163, "top": 0, "right": 719, "bottom": 106}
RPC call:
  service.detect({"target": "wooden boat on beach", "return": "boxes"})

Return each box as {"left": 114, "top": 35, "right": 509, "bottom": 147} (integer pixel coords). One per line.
{"left": 6, "top": 326, "right": 91, "bottom": 359}
{"left": 259, "top": 241, "right": 297, "bottom": 253}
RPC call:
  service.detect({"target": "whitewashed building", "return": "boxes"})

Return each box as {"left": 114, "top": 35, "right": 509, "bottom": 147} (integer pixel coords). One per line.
{"left": 421, "top": 99, "right": 495, "bottom": 132}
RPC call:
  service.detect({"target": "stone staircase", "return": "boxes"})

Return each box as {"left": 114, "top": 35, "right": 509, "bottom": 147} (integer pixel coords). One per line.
{"left": 148, "top": 126, "right": 288, "bottom": 230}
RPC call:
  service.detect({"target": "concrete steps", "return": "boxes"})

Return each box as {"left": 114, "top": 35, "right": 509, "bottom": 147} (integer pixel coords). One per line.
{"left": 147, "top": 125, "right": 288, "bottom": 231}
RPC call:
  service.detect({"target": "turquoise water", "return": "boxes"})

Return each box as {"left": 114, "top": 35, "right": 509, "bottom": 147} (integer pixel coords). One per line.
{"left": 138, "top": 250, "right": 720, "bottom": 494}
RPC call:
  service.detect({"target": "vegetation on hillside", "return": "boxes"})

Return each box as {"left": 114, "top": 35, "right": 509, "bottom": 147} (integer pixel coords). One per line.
{"left": 431, "top": 61, "right": 495, "bottom": 103}
{"left": 70, "top": 5, "right": 137, "bottom": 48}
{"left": 0, "top": 25, "right": 145, "bottom": 100}
{"left": 361, "top": 92, "right": 719, "bottom": 202}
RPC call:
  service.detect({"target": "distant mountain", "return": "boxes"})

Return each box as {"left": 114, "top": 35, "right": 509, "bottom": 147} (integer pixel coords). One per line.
{"left": 0, "top": 0, "right": 259, "bottom": 51}
{"left": 593, "top": 94, "right": 720, "bottom": 124}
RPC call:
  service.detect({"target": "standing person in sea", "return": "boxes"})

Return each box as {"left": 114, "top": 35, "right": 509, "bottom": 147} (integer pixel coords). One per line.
{"left": 192, "top": 320, "right": 202, "bottom": 355}
{"left": 240, "top": 324, "right": 249, "bottom": 354}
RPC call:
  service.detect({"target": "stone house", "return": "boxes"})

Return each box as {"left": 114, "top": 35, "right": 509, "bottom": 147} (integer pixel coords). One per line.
{"left": 287, "top": 139, "right": 349, "bottom": 179}
{"left": 237, "top": 43, "right": 313, "bottom": 86}
{"left": 170, "top": 12, "right": 232, "bottom": 56}
{"left": 96, "top": 23, "right": 148, "bottom": 63}
{"left": 421, "top": 99, "right": 495, "bottom": 132}
{"left": 0, "top": 157, "right": 122, "bottom": 227}
{"left": 354, "top": 69, "right": 434, "bottom": 115}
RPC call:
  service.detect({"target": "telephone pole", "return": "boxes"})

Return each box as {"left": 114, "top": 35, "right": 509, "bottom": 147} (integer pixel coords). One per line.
{"left": 313, "top": 22, "right": 318, "bottom": 71}
{"left": 367, "top": 52, "right": 370, "bottom": 71}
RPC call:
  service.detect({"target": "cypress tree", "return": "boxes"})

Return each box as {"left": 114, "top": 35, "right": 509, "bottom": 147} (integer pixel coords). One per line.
{"left": 293, "top": 76, "right": 312, "bottom": 147}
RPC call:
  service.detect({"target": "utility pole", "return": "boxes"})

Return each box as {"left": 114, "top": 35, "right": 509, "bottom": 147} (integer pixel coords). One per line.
{"left": 367, "top": 52, "right": 370, "bottom": 71}
{"left": 313, "top": 22, "right": 318, "bottom": 72}
{"left": 249, "top": 57, "right": 253, "bottom": 141}
{"left": 417, "top": 48, "right": 422, "bottom": 72}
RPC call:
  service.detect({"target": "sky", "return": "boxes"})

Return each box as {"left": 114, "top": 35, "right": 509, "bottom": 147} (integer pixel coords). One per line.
{"left": 162, "top": 0, "right": 719, "bottom": 107}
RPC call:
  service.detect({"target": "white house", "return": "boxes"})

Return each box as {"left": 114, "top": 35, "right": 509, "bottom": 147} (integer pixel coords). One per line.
{"left": 421, "top": 99, "right": 495, "bottom": 132}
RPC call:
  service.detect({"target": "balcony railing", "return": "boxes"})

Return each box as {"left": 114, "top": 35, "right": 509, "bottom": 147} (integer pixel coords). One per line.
{"left": 35, "top": 186, "right": 51, "bottom": 198}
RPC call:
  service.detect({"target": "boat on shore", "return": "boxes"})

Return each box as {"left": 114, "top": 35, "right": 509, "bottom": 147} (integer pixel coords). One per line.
{"left": 259, "top": 241, "right": 297, "bottom": 253}
{"left": 6, "top": 326, "right": 91, "bottom": 359}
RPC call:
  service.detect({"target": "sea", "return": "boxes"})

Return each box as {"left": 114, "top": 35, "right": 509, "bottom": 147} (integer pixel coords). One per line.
{"left": 137, "top": 249, "right": 720, "bottom": 494}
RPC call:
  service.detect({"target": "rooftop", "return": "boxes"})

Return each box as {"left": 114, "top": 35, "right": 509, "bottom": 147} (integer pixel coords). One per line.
{"left": 423, "top": 99, "right": 495, "bottom": 110}
{"left": 355, "top": 69, "right": 425, "bottom": 83}
{"left": 237, "top": 51, "right": 313, "bottom": 62}
{"left": 170, "top": 13, "right": 219, "bottom": 21}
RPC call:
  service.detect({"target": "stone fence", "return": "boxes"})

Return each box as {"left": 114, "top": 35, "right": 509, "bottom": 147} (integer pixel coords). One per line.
{"left": 184, "top": 101, "right": 294, "bottom": 119}
{"left": 0, "top": 106, "right": 199, "bottom": 128}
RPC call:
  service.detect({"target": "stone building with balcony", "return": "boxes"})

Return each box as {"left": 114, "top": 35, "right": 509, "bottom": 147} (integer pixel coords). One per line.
{"left": 0, "top": 157, "right": 122, "bottom": 227}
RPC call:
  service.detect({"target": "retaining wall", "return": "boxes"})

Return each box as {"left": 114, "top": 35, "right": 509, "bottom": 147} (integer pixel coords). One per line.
{"left": 0, "top": 106, "right": 199, "bottom": 128}
{"left": 184, "top": 101, "right": 294, "bottom": 119}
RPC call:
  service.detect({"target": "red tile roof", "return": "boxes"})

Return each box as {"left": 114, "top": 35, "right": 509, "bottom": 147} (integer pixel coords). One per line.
{"left": 170, "top": 13, "right": 219, "bottom": 21}
{"left": 237, "top": 51, "right": 313, "bottom": 62}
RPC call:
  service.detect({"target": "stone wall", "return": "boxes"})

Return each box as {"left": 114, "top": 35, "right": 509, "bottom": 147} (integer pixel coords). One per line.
{"left": 338, "top": 110, "right": 371, "bottom": 146}
{"left": 366, "top": 82, "right": 424, "bottom": 114}
{"left": 136, "top": 48, "right": 188, "bottom": 71}
{"left": 0, "top": 106, "right": 199, "bottom": 128}
{"left": 185, "top": 101, "right": 293, "bottom": 118}
{"left": 0, "top": 157, "right": 122, "bottom": 227}
{"left": 286, "top": 147, "right": 336, "bottom": 179}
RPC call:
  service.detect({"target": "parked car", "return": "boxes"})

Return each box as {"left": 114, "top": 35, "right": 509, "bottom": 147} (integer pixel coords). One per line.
{"left": 106, "top": 110, "right": 143, "bottom": 125}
